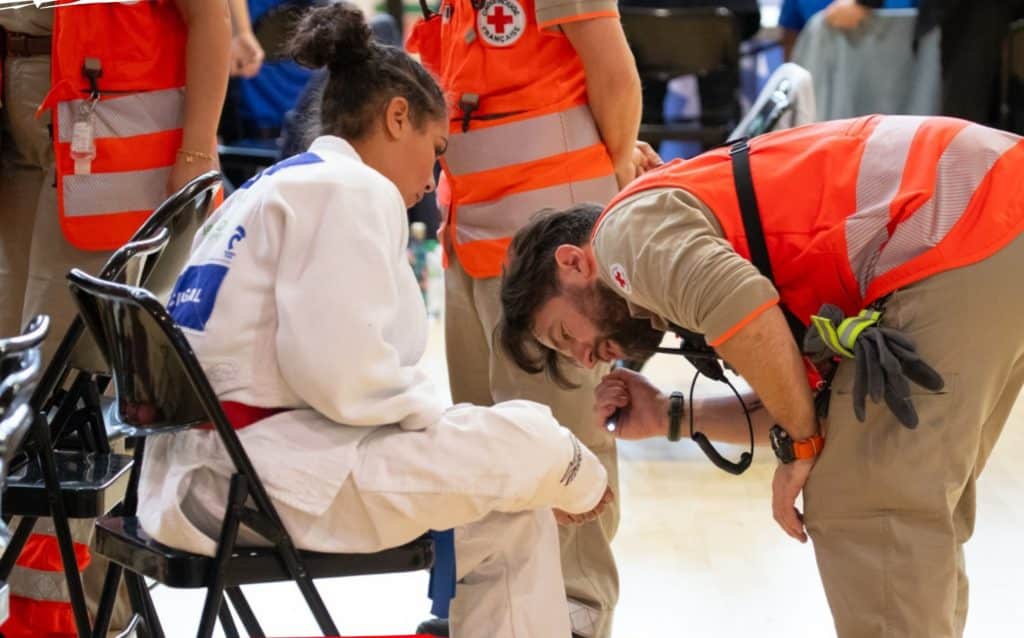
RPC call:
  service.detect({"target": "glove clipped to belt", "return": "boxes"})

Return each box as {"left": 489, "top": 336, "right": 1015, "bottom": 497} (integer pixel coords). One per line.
{"left": 803, "top": 304, "right": 944, "bottom": 428}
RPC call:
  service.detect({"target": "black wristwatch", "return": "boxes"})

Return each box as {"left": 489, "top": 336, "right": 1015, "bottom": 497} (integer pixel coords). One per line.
{"left": 667, "top": 391, "right": 685, "bottom": 442}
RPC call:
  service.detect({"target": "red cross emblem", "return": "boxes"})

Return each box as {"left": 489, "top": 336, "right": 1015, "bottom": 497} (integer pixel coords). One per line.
{"left": 478, "top": 0, "right": 525, "bottom": 46}
{"left": 610, "top": 264, "right": 631, "bottom": 293}
{"left": 486, "top": 6, "right": 514, "bottom": 34}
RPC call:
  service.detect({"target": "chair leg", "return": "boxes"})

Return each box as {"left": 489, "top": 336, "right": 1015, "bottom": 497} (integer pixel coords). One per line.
{"left": 226, "top": 587, "right": 265, "bottom": 638}
{"left": 125, "top": 570, "right": 165, "bottom": 638}
{"left": 217, "top": 598, "right": 240, "bottom": 638}
{"left": 197, "top": 475, "right": 247, "bottom": 638}
{"left": 0, "top": 516, "right": 37, "bottom": 579}
{"left": 33, "top": 414, "right": 92, "bottom": 638}
{"left": 91, "top": 561, "right": 123, "bottom": 638}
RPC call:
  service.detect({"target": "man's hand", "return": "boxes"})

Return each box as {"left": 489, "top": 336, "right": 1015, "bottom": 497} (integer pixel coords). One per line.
{"left": 771, "top": 457, "right": 815, "bottom": 542}
{"left": 230, "top": 30, "right": 265, "bottom": 78}
{"left": 555, "top": 486, "right": 615, "bottom": 526}
{"left": 594, "top": 368, "right": 669, "bottom": 440}
{"left": 825, "top": 0, "right": 870, "bottom": 30}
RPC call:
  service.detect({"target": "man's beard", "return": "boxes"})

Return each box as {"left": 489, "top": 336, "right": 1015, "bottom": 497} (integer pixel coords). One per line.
{"left": 572, "top": 282, "right": 664, "bottom": 362}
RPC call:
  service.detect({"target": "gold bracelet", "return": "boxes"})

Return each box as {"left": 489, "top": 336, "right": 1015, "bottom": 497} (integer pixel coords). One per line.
{"left": 176, "top": 148, "right": 216, "bottom": 164}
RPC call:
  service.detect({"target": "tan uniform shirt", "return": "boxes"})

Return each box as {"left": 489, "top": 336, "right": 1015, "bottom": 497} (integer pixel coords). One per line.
{"left": 0, "top": 7, "right": 53, "bottom": 36}
{"left": 534, "top": 0, "right": 618, "bottom": 28}
{"left": 592, "top": 187, "right": 779, "bottom": 345}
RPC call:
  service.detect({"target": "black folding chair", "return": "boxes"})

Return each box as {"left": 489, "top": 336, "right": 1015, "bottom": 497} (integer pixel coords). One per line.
{"left": 0, "top": 323, "right": 48, "bottom": 628}
{"left": 66, "top": 270, "right": 434, "bottom": 638}
{"left": 620, "top": 6, "right": 742, "bottom": 147}
{"left": 729, "top": 62, "right": 814, "bottom": 140}
{"left": 0, "top": 172, "right": 221, "bottom": 638}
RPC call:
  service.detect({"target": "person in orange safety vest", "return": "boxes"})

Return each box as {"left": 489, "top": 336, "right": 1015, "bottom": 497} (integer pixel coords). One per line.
{"left": 499, "top": 115, "right": 1024, "bottom": 638}
{"left": 407, "top": 0, "right": 659, "bottom": 634}
{"left": 0, "top": 1, "right": 230, "bottom": 636}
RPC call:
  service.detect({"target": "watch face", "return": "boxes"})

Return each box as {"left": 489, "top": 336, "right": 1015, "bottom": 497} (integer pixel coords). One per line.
{"left": 769, "top": 425, "right": 795, "bottom": 463}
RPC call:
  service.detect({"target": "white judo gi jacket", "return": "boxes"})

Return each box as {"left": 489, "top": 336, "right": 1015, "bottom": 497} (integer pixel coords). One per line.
{"left": 138, "top": 136, "right": 606, "bottom": 557}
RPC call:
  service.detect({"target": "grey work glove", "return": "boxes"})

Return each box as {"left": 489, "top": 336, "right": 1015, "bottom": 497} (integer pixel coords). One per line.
{"left": 805, "top": 304, "right": 944, "bottom": 428}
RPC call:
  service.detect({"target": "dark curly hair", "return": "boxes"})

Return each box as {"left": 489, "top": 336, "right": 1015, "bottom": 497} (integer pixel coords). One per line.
{"left": 498, "top": 204, "right": 604, "bottom": 388}
{"left": 289, "top": 3, "right": 446, "bottom": 140}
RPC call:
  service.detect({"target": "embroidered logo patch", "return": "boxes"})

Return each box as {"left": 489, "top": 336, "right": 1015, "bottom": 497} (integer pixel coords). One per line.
{"left": 610, "top": 263, "right": 632, "bottom": 294}
{"left": 477, "top": 0, "right": 525, "bottom": 47}
{"left": 559, "top": 435, "right": 583, "bottom": 487}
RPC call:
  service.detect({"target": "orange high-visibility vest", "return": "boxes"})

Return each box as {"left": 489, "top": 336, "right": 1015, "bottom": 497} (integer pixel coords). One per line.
{"left": 600, "top": 115, "right": 1024, "bottom": 344}
{"left": 1, "top": 519, "right": 93, "bottom": 638}
{"left": 41, "top": 0, "right": 188, "bottom": 251}
{"left": 408, "top": 0, "right": 620, "bottom": 279}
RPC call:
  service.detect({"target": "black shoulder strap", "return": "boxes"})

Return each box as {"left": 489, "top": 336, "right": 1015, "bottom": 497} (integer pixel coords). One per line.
{"left": 729, "top": 140, "right": 806, "bottom": 344}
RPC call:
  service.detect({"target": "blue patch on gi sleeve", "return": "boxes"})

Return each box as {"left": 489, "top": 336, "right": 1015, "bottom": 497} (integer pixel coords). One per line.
{"left": 167, "top": 264, "right": 230, "bottom": 332}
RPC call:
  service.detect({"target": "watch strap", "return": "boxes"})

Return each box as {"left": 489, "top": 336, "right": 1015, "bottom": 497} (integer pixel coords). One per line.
{"left": 667, "top": 391, "right": 685, "bottom": 442}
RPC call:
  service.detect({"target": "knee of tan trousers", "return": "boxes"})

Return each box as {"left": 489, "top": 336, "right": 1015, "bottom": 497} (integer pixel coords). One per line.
{"left": 444, "top": 259, "right": 495, "bottom": 407}
{"left": 451, "top": 509, "right": 570, "bottom": 638}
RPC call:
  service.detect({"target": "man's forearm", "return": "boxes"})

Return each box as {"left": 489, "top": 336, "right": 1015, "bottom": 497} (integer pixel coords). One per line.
{"left": 690, "top": 392, "right": 774, "bottom": 446}
{"left": 177, "top": 0, "right": 232, "bottom": 154}
{"left": 714, "top": 305, "right": 819, "bottom": 440}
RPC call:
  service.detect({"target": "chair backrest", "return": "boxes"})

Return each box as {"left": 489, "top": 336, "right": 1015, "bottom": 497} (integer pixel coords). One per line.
{"left": 64, "top": 171, "right": 220, "bottom": 376}
{"left": 66, "top": 270, "right": 219, "bottom": 438}
{"left": 67, "top": 269, "right": 275, "bottom": 522}
{"left": 729, "top": 62, "right": 815, "bottom": 140}
{"left": 0, "top": 315, "right": 50, "bottom": 361}
{"left": 620, "top": 7, "right": 740, "bottom": 81}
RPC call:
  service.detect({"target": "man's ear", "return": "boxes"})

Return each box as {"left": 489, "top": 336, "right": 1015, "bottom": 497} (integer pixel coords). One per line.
{"left": 554, "top": 244, "right": 596, "bottom": 284}
{"left": 383, "top": 96, "right": 411, "bottom": 140}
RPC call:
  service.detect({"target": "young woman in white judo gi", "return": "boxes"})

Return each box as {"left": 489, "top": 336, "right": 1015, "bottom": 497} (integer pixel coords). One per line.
{"left": 136, "top": 5, "right": 611, "bottom": 636}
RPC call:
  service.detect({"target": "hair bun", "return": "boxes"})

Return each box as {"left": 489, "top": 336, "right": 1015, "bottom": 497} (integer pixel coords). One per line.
{"left": 290, "top": 3, "right": 374, "bottom": 71}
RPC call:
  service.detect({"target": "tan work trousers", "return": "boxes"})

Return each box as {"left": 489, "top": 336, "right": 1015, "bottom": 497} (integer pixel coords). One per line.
{"left": 1, "top": 53, "right": 128, "bottom": 633}
{"left": 804, "top": 230, "right": 1024, "bottom": 638}
{"left": 446, "top": 257, "right": 619, "bottom": 638}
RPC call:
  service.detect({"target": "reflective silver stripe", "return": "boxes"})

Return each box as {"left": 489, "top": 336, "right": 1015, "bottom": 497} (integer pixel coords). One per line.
{"left": 8, "top": 565, "right": 72, "bottom": 603}
{"left": 455, "top": 174, "right": 618, "bottom": 243}
{"left": 63, "top": 167, "right": 171, "bottom": 218}
{"left": 845, "top": 116, "right": 927, "bottom": 296}
{"left": 873, "top": 124, "right": 1021, "bottom": 278}
{"left": 445, "top": 105, "right": 603, "bottom": 176}
{"left": 6, "top": 520, "right": 94, "bottom": 603}
{"left": 58, "top": 88, "right": 185, "bottom": 143}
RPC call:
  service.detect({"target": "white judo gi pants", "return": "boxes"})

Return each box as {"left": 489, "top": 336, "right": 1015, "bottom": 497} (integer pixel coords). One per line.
{"left": 173, "top": 406, "right": 608, "bottom": 638}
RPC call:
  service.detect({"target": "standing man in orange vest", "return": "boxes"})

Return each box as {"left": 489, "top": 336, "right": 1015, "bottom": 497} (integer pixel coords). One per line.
{"left": 499, "top": 115, "right": 1024, "bottom": 638}
{"left": 407, "top": 0, "right": 652, "bottom": 635}
{"left": 0, "top": 2, "right": 230, "bottom": 636}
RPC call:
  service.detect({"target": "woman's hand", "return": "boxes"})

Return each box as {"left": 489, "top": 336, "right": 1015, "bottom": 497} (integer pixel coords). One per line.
{"left": 594, "top": 368, "right": 670, "bottom": 440}
{"left": 166, "top": 152, "right": 218, "bottom": 196}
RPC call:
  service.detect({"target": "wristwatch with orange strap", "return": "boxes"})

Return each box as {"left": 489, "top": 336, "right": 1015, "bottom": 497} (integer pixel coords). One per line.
{"left": 768, "top": 424, "right": 824, "bottom": 463}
